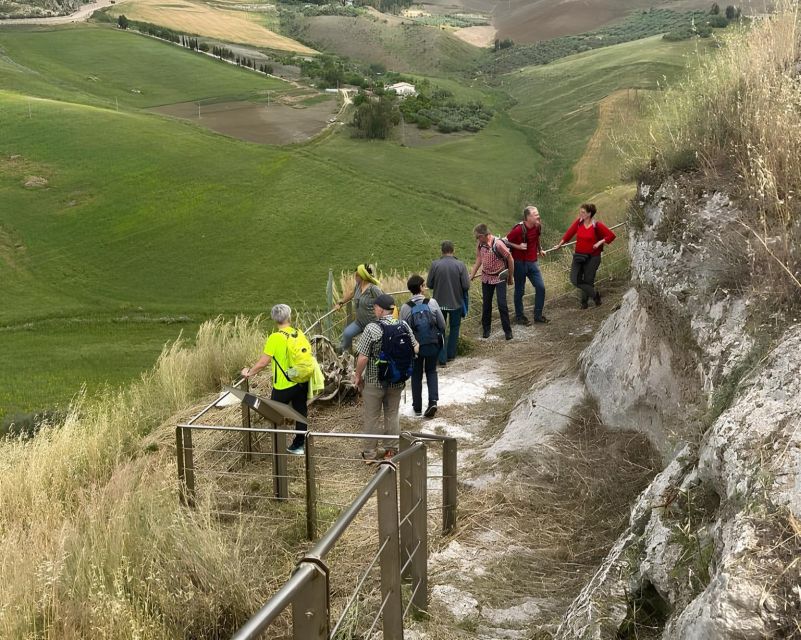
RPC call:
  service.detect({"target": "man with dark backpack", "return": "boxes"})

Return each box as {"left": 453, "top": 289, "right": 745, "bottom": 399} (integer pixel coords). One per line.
{"left": 354, "top": 294, "right": 418, "bottom": 461}
{"left": 400, "top": 274, "right": 446, "bottom": 418}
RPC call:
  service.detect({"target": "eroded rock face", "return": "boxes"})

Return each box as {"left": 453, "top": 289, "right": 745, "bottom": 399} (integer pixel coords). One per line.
{"left": 557, "top": 180, "right": 801, "bottom": 639}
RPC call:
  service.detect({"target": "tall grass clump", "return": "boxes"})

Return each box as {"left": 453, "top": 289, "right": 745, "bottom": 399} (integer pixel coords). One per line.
{"left": 0, "top": 316, "right": 278, "bottom": 639}
{"left": 628, "top": 3, "right": 801, "bottom": 307}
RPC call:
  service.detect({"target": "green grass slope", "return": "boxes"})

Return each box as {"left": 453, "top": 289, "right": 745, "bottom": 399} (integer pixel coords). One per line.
{"left": 0, "top": 25, "right": 286, "bottom": 108}
{"left": 0, "top": 25, "right": 706, "bottom": 419}
{"left": 502, "top": 35, "right": 709, "bottom": 213}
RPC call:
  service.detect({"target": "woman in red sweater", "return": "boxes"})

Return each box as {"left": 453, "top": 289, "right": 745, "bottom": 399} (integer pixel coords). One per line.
{"left": 554, "top": 203, "right": 616, "bottom": 308}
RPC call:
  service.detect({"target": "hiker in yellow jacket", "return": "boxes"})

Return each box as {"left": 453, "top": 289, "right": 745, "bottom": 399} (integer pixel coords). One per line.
{"left": 242, "top": 303, "right": 309, "bottom": 456}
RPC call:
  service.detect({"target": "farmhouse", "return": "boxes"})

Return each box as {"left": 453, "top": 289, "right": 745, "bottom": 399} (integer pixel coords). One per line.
{"left": 386, "top": 81, "right": 416, "bottom": 97}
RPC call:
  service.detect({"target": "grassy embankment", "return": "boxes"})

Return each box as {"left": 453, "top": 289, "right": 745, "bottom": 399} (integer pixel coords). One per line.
{"left": 502, "top": 34, "right": 713, "bottom": 233}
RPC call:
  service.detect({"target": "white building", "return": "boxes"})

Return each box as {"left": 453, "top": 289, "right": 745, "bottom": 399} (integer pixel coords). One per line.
{"left": 386, "top": 82, "right": 417, "bottom": 97}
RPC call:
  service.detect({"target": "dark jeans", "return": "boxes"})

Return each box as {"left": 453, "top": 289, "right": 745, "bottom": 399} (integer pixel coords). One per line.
{"left": 570, "top": 254, "right": 602, "bottom": 303}
{"left": 271, "top": 381, "right": 309, "bottom": 447}
{"left": 412, "top": 350, "right": 439, "bottom": 412}
{"left": 513, "top": 260, "right": 546, "bottom": 320}
{"left": 481, "top": 281, "right": 512, "bottom": 334}
{"left": 439, "top": 309, "right": 462, "bottom": 364}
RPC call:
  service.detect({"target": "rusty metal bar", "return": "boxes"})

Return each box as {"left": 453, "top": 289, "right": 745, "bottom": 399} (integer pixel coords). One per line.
{"left": 273, "top": 429, "right": 288, "bottom": 500}
{"left": 442, "top": 437, "right": 457, "bottom": 534}
{"left": 239, "top": 377, "right": 252, "bottom": 462}
{"left": 176, "top": 426, "right": 186, "bottom": 505}
{"left": 305, "top": 433, "right": 317, "bottom": 540}
{"left": 183, "top": 427, "right": 196, "bottom": 507}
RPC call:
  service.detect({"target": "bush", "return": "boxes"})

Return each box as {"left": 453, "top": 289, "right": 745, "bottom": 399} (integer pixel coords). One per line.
{"left": 351, "top": 95, "right": 398, "bottom": 139}
{"left": 705, "top": 14, "right": 729, "bottom": 28}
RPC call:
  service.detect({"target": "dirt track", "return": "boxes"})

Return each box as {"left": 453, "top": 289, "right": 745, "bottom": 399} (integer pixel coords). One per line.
{"left": 0, "top": 0, "right": 114, "bottom": 25}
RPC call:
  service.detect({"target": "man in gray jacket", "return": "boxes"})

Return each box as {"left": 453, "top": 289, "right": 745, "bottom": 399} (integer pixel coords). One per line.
{"left": 427, "top": 241, "right": 470, "bottom": 366}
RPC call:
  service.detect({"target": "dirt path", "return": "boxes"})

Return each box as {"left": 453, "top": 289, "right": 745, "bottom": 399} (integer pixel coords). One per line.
{"left": 0, "top": 0, "right": 114, "bottom": 25}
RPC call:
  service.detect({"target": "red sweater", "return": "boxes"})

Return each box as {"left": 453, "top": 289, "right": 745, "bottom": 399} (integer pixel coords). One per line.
{"left": 506, "top": 222, "right": 541, "bottom": 262}
{"left": 561, "top": 219, "right": 616, "bottom": 256}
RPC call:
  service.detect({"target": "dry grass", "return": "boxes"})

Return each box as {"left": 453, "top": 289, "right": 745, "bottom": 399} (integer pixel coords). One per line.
{"left": 0, "top": 316, "right": 281, "bottom": 639}
{"left": 107, "top": 0, "right": 316, "bottom": 52}
{"left": 627, "top": 4, "right": 801, "bottom": 308}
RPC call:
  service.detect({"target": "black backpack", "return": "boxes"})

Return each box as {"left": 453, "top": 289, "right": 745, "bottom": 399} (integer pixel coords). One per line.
{"left": 376, "top": 321, "right": 415, "bottom": 386}
{"left": 407, "top": 298, "right": 441, "bottom": 350}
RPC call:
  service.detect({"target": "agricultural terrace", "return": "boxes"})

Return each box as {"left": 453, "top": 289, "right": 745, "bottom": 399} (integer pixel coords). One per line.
{"left": 105, "top": 0, "right": 315, "bottom": 52}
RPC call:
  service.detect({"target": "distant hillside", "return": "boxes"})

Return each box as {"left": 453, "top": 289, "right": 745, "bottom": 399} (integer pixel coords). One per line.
{"left": 0, "top": 0, "right": 79, "bottom": 19}
{"left": 290, "top": 12, "right": 484, "bottom": 75}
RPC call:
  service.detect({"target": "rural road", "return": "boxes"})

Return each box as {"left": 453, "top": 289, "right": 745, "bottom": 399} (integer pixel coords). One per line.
{"left": 1, "top": 0, "right": 114, "bottom": 25}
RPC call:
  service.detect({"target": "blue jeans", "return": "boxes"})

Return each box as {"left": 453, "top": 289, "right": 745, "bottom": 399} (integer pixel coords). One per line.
{"left": 439, "top": 309, "right": 462, "bottom": 364}
{"left": 412, "top": 350, "right": 439, "bottom": 412}
{"left": 340, "top": 321, "right": 363, "bottom": 352}
{"left": 513, "top": 261, "right": 545, "bottom": 320}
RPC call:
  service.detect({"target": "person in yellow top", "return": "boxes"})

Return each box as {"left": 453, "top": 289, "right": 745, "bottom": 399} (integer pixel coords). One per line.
{"left": 241, "top": 304, "right": 309, "bottom": 455}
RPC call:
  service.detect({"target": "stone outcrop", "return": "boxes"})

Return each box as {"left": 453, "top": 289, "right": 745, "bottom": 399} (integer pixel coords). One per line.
{"left": 557, "top": 179, "right": 801, "bottom": 639}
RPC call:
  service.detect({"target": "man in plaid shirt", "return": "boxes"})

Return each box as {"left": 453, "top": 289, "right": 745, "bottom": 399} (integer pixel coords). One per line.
{"left": 354, "top": 294, "right": 419, "bottom": 460}
{"left": 470, "top": 223, "right": 515, "bottom": 340}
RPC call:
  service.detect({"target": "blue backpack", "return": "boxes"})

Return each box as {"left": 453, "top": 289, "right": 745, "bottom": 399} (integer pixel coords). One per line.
{"left": 408, "top": 298, "right": 442, "bottom": 353}
{"left": 376, "top": 321, "right": 415, "bottom": 386}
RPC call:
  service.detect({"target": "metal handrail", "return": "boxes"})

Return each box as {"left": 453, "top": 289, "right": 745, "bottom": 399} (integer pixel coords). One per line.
{"left": 230, "top": 441, "right": 428, "bottom": 640}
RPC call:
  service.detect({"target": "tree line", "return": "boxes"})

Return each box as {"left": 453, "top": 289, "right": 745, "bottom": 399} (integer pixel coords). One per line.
{"left": 115, "top": 16, "right": 274, "bottom": 75}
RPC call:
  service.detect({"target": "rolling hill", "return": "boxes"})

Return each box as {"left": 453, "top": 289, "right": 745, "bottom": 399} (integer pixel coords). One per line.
{"left": 0, "top": 20, "right": 710, "bottom": 420}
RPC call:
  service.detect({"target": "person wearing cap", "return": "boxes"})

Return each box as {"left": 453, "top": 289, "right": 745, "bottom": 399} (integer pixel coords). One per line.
{"left": 470, "top": 223, "right": 514, "bottom": 340}
{"left": 333, "top": 264, "right": 384, "bottom": 353}
{"left": 354, "top": 294, "right": 418, "bottom": 460}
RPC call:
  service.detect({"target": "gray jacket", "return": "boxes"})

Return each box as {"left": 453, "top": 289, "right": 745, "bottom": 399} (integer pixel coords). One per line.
{"left": 426, "top": 255, "right": 470, "bottom": 310}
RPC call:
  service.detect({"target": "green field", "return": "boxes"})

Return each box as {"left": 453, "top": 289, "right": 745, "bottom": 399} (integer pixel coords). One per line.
{"left": 0, "top": 22, "right": 706, "bottom": 419}
{"left": 0, "top": 25, "right": 287, "bottom": 107}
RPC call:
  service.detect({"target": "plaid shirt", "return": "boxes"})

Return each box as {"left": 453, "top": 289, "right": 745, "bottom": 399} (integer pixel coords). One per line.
{"left": 477, "top": 235, "right": 511, "bottom": 284}
{"left": 356, "top": 316, "right": 418, "bottom": 388}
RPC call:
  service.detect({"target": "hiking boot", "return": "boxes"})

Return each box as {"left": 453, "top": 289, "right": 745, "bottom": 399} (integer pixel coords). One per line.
{"left": 505, "top": 332, "right": 513, "bottom": 341}
{"left": 533, "top": 316, "right": 549, "bottom": 324}
{"left": 424, "top": 402, "right": 438, "bottom": 418}
{"left": 515, "top": 315, "right": 531, "bottom": 326}
{"left": 482, "top": 329, "right": 490, "bottom": 339}
{"left": 287, "top": 443, "right": 305, "bottom": 456}
{"left": 414, "top": 408, "right": 423, "bottom": 417}
{"left": 594, "top": 291, "right": 602, "bottom": 306}
{"left": 580, "top": 300, "right": 589, "bottom": 309}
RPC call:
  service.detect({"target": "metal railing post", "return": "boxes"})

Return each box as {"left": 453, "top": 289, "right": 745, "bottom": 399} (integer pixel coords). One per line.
{"left": 176, "top": 426, "right": 187, "bottom": 505}
{"left": 326, "top": 268, "right": 334, "bottom": 340}
{"left": 409, "top": 443, "right": 428, "bottom": 614}
{"left": 398, "top": 436, "right": 413, "bottom": 581}
{"left": 239, "top": 377, "right": 252, "bottom": 462}
{"left": 292, "top": 560, "right": 329, "bottom": 640}
{"left": 273, "top": 428, "right": 288, "bottom": 500}
{"left": 442, "top": 438, "right": 457, "bottom": 534}
{"left": 305, "top": 434, "right": 318, "bottom": 540}
{"left": 376, "top": 466, "right": 403, "bottom": 640}
{"left": 183, "top": 427, "right": 196, "bottom": 507}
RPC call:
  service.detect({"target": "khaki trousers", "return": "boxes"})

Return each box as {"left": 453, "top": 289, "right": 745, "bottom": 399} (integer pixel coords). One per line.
{"left": 362, "top": 383, "right": 403, "bottom": 451}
